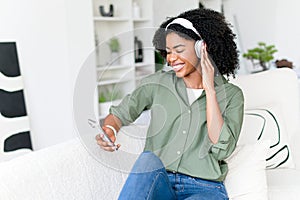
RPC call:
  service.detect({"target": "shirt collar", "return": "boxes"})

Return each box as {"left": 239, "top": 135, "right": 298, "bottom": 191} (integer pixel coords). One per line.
{"left": 173, "top": 72, "right": 228, "bottom": 105}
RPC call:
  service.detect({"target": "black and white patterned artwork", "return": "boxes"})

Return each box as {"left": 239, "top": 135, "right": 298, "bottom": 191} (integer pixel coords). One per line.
{"left": 0, "top": 42, "right": 32, "bottom": 160}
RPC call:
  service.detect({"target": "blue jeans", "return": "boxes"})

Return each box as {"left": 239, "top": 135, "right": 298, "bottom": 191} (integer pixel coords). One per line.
{"left": 118, "top": 151, "right": 228, "bottom": 200}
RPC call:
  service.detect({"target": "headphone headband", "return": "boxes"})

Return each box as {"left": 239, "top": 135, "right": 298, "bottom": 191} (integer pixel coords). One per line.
{"left": 165, "top": 18, "right": 201, "bottom": 37}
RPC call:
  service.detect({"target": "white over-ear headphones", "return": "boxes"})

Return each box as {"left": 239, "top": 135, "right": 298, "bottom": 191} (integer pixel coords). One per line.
{"left": 194, "top": 40, "right": 203, "bottom": 59}
{"left": 165, "top": 17, "right": 203, "bottom": 59}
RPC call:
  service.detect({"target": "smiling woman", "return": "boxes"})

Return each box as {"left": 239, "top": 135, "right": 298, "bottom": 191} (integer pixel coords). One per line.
{"left": 96, "top": 8, "right": 244, "bottom": 200}
{"left": 166, "top": 32, "right": 201, "bottom": 86}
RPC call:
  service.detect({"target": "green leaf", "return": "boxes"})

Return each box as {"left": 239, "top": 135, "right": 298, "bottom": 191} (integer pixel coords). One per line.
{"left": 258, "top": 42, "right": 266, "bottom": 46}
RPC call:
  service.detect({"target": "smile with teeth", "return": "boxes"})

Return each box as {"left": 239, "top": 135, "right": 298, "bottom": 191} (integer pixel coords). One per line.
{"left": 172, "top": 64, "right": 185, "bottom": 72}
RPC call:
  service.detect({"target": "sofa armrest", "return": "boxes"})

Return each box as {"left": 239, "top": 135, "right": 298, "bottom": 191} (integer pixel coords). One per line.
{"left": 0, "top": 138, "right": 128, "bottom": 200}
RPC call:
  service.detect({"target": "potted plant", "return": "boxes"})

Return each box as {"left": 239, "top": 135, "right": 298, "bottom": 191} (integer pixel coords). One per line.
{"left": 108, "top": 37, "right": 120, "bottom": 52}
{"left": 243, "top": 42, "right": 278, "bottom": 71}
{"left": 107, "top": 37, "right": 120, "bottom": 64}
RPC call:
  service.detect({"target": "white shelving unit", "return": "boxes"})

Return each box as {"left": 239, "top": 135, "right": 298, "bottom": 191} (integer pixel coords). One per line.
{"left": 91, "top": 0, "right": 155, "bottom": 117}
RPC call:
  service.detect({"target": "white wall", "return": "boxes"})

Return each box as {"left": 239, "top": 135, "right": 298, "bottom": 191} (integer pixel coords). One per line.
{"left": 153, "top": 0, "right": 198, "bottom": 27}
{"left": 274, "top": 0, "right": 300, "bottom": 68}
{"left": 0, "top": 0, "right": 95, "bottom": 150}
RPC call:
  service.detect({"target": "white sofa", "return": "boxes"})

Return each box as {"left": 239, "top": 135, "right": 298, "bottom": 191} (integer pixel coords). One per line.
{"left": 0, "top": 68, "right": 299, "bottom": 200}
{"left": 230, "top": 68, "right": 300, "bottom": 200}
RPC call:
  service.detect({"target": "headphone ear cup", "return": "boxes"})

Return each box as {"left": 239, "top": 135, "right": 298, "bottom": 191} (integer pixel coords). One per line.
{"left": 194, "top": 40, "right": 203, "bottom": 59}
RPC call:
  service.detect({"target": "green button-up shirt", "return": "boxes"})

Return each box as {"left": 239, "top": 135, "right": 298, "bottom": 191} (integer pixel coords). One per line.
{"left": 110, "top": 70, "right": 244, "bottom": 181}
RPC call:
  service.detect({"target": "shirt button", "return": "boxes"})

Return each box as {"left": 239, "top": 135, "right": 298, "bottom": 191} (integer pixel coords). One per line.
{"left": 183, "top": 130, "right": 186, "bottom": 134}
{"left": 177, "top": 151, "right": 181, "bottom": 155}
{"left": 188, "top": 110, "right": 191, "bottom": 114}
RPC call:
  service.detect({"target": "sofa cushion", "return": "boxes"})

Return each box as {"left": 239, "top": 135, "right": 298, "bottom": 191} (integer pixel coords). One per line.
{"left": 225, "top": 140, "right": 269, "bottom": 200}
{"left": 238, "top": 104, "right": 294, "bottom": 169}
{"left": 266, "top": 128, "right": 300, "bottom": 200}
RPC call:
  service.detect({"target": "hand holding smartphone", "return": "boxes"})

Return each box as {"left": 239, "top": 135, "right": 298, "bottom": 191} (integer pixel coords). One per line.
{"left": 88, "top": 119, "right": 115, "bottom": 147}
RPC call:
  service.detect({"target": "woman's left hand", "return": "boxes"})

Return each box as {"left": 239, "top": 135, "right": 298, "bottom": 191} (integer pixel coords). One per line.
{"left": 200, "top": 43, "right": 215, "bottom": 92}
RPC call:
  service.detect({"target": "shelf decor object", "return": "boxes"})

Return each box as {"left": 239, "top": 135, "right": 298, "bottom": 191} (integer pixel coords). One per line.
{"left": 108, "top": 37, "right": 120, "bottom": 65}
{"left": 132, "top": 1, "right": 141, "bottom": 19}
{"left": 134, "top": 36, "right": 143, "bottom": 63}
{"left": 99, "top": 4, "right": 114, "bottom": 17}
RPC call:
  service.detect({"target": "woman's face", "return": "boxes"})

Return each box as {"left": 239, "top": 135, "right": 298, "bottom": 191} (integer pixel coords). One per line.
{"left": 166, "top": 32, "right": 200, "bottom": 78}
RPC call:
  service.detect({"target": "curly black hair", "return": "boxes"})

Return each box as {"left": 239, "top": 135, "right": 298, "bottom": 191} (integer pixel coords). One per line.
{"left": 152, "top": 8, "right": 239, "bottom": 77}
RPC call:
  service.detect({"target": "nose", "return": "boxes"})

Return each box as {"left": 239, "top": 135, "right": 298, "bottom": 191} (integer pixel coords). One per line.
{"left": 167, "top": 52, "right": 178, "bottom": 63}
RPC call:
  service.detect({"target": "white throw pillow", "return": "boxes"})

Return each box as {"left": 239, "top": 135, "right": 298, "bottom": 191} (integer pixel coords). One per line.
{"left": 238, "top": 104, "right": 294, "bottom": 169}
{"left": 224, "top": 140, "right": 269, "bottom": 200}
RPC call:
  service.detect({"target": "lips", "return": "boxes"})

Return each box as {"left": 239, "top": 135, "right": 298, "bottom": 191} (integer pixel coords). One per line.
{"left": 172, "top": 64, "right": 185, "bottom": 72}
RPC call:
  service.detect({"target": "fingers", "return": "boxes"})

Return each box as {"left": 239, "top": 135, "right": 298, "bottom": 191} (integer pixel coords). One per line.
{"left": 200, "top": 43, "right": 215, "bottom": 91}
{"left": 95, "top": 133, "right": 120, "bottom": 152}
{"left": 201, "top": 43, "right": 213, "bottom": 69}
{"left": 201, "top": 42, "right": 207, "bottom": 60}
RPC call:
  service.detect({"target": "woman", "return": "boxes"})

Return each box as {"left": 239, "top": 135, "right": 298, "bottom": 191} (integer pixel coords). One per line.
{"left": 96, "top": 8, "right": 244, "bottom": 200}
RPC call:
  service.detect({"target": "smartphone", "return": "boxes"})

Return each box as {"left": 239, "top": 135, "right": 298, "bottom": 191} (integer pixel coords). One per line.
{"left": 88, "top": 119, "right": 115, "bottom": 146}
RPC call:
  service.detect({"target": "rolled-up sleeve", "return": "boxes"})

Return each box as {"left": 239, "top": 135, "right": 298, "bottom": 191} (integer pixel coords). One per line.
{"left": 210, "top": 90, "right": 244, "bottom": 160}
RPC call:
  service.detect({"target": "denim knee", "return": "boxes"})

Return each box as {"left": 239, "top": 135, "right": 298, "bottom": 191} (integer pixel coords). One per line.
{"left": 131, "top": 151, "right": 165, "bottom": 173}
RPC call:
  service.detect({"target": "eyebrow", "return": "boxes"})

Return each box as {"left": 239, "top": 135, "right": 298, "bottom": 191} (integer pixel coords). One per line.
{"left": 166, "top": 44, "right": 186, "bottom": 50}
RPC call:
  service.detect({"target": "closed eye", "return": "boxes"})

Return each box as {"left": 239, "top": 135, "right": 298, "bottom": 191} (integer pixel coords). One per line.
{"left": 166, "top": 44, "right": 186, "bottom": 55}
{"left": 176, "top": 49, "right": 184, "bottom": 53}
{"left": 166, "top": 49, "right": 185, "bottom": 55}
